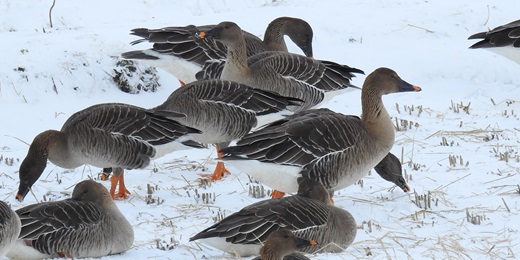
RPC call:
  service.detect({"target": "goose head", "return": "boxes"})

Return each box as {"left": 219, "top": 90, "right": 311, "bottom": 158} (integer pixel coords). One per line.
{"left": 296, "top": 177, "right": 331, "bottom": 204}
{"left": 72, "top": 179, "right": 113, "bottom": 206}
{"left": 17, "top": 130, "right": 60, "bottom": 201}
{"left": 270, "top": 17, "right": 314, "bottom": 57}
{"left": 200, "top": 22, "right": 244, "bottom": 49}
{"left": 374, "top": 153, "right": 410, "bottom": 192}
{"left": 363, "top": 67, "right": 421, "bottom": 96}
{"left": 260, "top": 229, "right": 317, "bottom": 260}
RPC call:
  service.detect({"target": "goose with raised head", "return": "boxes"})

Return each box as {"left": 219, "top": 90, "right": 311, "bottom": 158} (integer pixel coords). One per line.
{"left": 0, "top": 201, "right": 21, "bottom": 258}
{"left": 469, "top": 19, "right": 520, "bottom": 64}
{"left": 153, "top": 79, "right": 302, "bottom": 180}
{"left": 252, "top": 229, "right": 317, "bottom": 260}
{"left": 121, "top": 17, "right": 314, "bottom": 85}
{"left": 219, "top": 68, "right": 421, "bottom": 197}
{"left": 7, "top": 180, "right": 133, "bottom": 259}
{"left": 190, "top": 177, "right": 356, "bottom": 256}
{"left": 17, "top": 103, "right": 203, "bottom": 201}
{"left": 197, "top": 21, "right": 364, "bottom": 111}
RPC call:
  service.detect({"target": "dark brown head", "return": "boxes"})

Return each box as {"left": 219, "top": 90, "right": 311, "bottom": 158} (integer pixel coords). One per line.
{"left": 363, "top": 67, "right": 421, "bottom": 96}
{"left": 260, "top": 229, "right": 317, "bottom": 259}
{"left": 267, "top": 17, "right": 314, "bottom": 57}
{"left": 72, "top": 179, "right": 112, "bottom": 206}
{"left": 199, "top": 21, "right": 244, "bottom": 49}
{"left": 16, "top": 131, "right": 59, "bottom": 201}
{"left": 374, "top": 153, "right": 410, "bottom": 192}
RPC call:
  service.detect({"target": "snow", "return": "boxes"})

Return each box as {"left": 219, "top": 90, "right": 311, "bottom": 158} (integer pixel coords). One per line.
{"left": 1, "top": 0, "right": 519, "bottom": 259}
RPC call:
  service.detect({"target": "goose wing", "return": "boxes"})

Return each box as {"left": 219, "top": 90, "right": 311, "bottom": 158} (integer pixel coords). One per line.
{"left": 189, "top": 195, "right": 329, "bottom": 244}
{"left": 221, "top": 108, "right": 364, "bottom": 167}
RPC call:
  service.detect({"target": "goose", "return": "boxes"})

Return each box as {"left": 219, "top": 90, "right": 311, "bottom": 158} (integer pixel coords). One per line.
{"left": 0, "top": 201, "right": 21, "bottom": 258}
{"left": 189, "top": 177, "right": 356, "bottom": 256}
{"left": 7, "top": 179, "right": 134, "bottom": 259}
{"left": 17, "top": 103, "right": 203, "bottom": 201}
{"left": 468, "top": 19, "right": 520, "bottom": 64}
{"left": 219, "top": 68, "right": 421, "bottom": 198}
{"left": 196, "top": 21, "right": 364, "bottom": 112}
{"left": 121, "top": 17, "right": 314, "bottom": 85}
{"left": 152, "top": 79, "right": 302, "bottom": 180}
{"left": 252, "top": 229, "right": 317, "bottom": 260}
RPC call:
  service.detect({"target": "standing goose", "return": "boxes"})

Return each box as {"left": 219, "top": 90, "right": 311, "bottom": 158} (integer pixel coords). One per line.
{"left": 252, "top": 229, "right": 317, "bottom": 260}
{"left": 469, "top": 19, "right": 520, "bottom": 64}
{"left": 219, "top": 68, "right": 421, "bottom": 197}
{"left": 121, "top": 17, "right": 314, "bottom": 85}
{"left": 17, "top": 103, "right": 203, "bottom": 201}
{"left": 197, "top": 21, "right": 364, "bottom": 111}
{"left": 152, "top": 79, "right": 302, "bottom": 180}
{"left": 0, "top": 201, "right": 21, "bottom": 258}
{"left": 7, "top": 180, "right": 134, "bottom": 259}
{"left": 190, "top": 177, "right": 356, "bottom": 256}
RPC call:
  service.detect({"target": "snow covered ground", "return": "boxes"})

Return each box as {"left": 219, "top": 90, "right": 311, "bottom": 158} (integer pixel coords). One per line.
{"left": 1, "top": 0, "right": 519, "bottom": 259}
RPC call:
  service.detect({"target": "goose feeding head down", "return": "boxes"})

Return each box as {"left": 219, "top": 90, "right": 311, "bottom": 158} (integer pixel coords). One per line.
{"left": 268, "top": 17, "right": 314, "bottom": 57}
{"left": 259, "top": 229, "right": 317, "bottom": 260}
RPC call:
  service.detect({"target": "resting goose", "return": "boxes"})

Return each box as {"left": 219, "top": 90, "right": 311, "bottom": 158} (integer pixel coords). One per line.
{"left": 190, "top": 177, "right": 356, "bottom": 256}
{"left": 121, "top": 17, "right": 314, "bottom": 85}
{"left": 197, "top": 21, "right": 364, "bottom": 111}
{"left": 252, "top": 229, "right": 317, "bottom": 260}
{"left": 219, "top": 68, "right": 421, "bottom": 197}
{"left": 7, "top": 180, "right": 133, "bottom": 259}
{"left": 17, "top": 103, "right": 202, "bottom": 201}
{"left": 153, "top": 79, "right": 302, "bottom": 180}
{"left": 469, "top": 19, "right": 520, "bottom": 64}
{"left": 0, "top": 201, "right": 21, "bottom": 258}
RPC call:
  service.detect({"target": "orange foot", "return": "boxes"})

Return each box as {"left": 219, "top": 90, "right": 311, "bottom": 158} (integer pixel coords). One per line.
{"left": 210, "top": 161, "right": 230, "bottom": 181}
{"left": 110, "top": 173, "right": 131, "bottom": 200}
{"left": 271, "top": 190, "right": 286, "bottom": 199}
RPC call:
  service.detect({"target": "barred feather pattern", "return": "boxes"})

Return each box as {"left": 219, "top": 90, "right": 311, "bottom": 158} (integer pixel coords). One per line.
{"left": 468, "top": 19, "right": 520, "bottom": 49}
{"left": 0, "top": 201, "right": 20, "bottom": 257}
{"left": 154, "top": 80, "right": 301, "bottom": 145}
{"left": 190, "top": 179, "right": 356, "bottom": 254}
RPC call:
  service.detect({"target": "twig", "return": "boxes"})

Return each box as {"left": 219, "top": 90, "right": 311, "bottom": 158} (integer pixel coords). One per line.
{"left": 49, "top": 0, "right": 56, "bottom": 28}
{"left": 407, "top": 24, "right": 434, "bottom": 33}
{"left": 501, "top": 198, "right": 510, "bottom": 212}
{"left": 484, "top": 5, "right": 490, "bottom": 26}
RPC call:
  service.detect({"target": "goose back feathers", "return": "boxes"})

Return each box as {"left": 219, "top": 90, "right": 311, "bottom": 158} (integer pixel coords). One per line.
{"left": 0, "top": 201, "right": 21, "bottom": 258}
{"left": 190, "top": 178, "right": 356, "bottom": 256}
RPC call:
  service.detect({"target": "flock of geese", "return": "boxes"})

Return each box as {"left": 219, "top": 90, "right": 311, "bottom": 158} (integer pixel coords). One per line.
{"left": 0, "top": 16, "right": 518, "bottom": 260}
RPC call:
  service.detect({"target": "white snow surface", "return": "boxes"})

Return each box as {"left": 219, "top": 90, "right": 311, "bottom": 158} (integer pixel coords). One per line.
{"left": 1, "top": 0, "right": 519, "bottom": 259}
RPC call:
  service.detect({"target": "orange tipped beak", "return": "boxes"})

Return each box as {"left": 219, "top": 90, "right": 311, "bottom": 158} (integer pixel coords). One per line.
{"left": 413, "top": 85, "right": 421, "bottom": 91}
{"left": 198, "top": 31, "right": 206, "bottom": 39}
{"left": 16, "top": 193, "right": 24, "bottom": 202}
{"left": 309, "top": 240, "right": 318, "bottom": 246}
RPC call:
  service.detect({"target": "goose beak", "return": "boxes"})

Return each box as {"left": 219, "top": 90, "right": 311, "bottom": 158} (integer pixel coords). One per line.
{"left": 396, "top": 177, "right": 411, "bottom": 192}
{"left": 198, "top": 27, "right": 220, "bottom": 39}
{"left": 294, "top": 236, "right": 318, "bottom": 249}
{"left": 16, "top": 184, "right": 29, "bottom": 202}
{"left": 400, "top": 79, "right": 421, "bottom": 92}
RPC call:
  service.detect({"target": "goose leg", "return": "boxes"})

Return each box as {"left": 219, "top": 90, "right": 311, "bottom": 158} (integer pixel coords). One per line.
{"left": 210, "top": 144, "right": 230, "bottom": 181}
{"left": 109, "top": 168, "right": 131, "bottom": 199}
{"left": 271, "top": 190, "right": 286, "bottom": 198}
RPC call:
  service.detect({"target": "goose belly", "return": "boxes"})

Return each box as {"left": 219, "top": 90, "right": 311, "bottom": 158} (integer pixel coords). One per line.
{"left": 139, "top": 49, "right": 201, "bottom": 83}
{"left": 224, "top": 160, "right": 301, "bottom": 193}
{"left": 488, "top": 46, "right": 520, "bottom": 64}
{"left": 197, "top": 237, "right": 261, "bottom": 257}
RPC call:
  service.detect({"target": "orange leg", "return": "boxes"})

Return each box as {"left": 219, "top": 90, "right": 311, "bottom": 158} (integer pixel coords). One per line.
{"left": 109, "top": 169, "right": 131, "bottom": 199}
{"left": 209, "top": 145, "right": 231, "bottom": 181}
{"left": 271, "top": 190, "right": 286, "bottom": 199}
